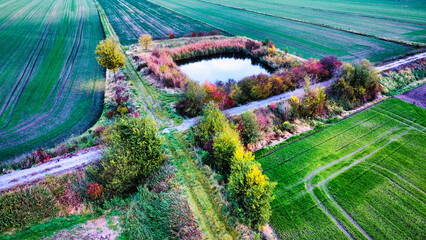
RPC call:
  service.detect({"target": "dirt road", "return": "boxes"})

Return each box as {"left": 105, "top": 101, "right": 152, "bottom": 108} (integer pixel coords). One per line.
{"left": 0, "top": 147, "right": 102, "bottom": 191}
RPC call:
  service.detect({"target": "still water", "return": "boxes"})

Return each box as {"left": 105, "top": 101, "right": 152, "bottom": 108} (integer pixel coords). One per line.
{"left": 179, "top": 57, "right": 269, "bottom": 83}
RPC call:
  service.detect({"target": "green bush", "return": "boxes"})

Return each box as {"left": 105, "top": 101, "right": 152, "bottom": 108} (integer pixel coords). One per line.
{"left": 237, "top": 111, "right": 260, "bottom": 145}
{"left": 213, "top": 126, "right": 244, "bottom": 178}
{"left": 227, "top": 157, "right": 276, "bottom": 229}
{"left": 328, "top": 60, "right": 379, "bottom": 110}
{"left": 290, "top": 80, "right": 329, "bottom": 119}
{"left": 193, "top": 102, "right": 230, "bottom": 146}
{"left": 87, "top": 116, "right": 164, "bottom": 195}
{"left": 0, "top": 185, "right": 58, "bottom": 231}
{"left": 176, "top": 81, "right": 205, "bottom": 117}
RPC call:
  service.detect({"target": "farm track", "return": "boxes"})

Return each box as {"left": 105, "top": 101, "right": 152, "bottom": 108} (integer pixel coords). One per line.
{"left": 165, "top": 133, "right": 236, "bottom": 239}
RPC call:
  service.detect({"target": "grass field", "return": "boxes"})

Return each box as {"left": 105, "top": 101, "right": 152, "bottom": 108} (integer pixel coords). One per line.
{"left": 208, "top": 0, "right": 426, "bottom": 44}
{"left": 96, "top": 0, "right": 215, "bottom": 45}
{"left": 149, "top": 0, "right": 419, "bottom": 62}
{"left": 0, "top": 0, "right": 105, "bottom": 161}
{"left": 257, "top": 98, "right": 426, "bottom": 239}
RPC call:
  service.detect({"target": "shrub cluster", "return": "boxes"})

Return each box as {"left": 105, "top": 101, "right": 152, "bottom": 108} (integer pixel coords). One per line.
{"left": 105, "top": 73, "right": 136, "bottom": 118}
{"left": 289, "top": 80, "right": 330, "bottom": 119}
{"left": 87, "top": 116, "right": 164, "bottom": 195}
{"left": 120, "top": 163, "right": 202, "bottom": 240}
{"left": 379, "top": 59, "right": 426, "bottom": 95}
{"left": 178, "top": 55, "right": 341, "bottom": 117}
{"left": 192, "top": 102, "right": 276, "bottom": 229}
{"left": 0, "top": 172, "right": 88, "bottom": 232}
{"left": 327, "top": 60, "right": 380, "bottom": 110}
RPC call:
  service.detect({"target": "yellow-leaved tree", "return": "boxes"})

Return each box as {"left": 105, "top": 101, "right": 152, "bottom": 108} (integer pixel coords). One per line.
{"left": 228, "top": 155, "right": 276, "bottom": 229}
{"left": 95, "top": 38, "right": 125, "bottom": 80}
{"left": 138, "top": 34, "right": 153, "bottom": 50}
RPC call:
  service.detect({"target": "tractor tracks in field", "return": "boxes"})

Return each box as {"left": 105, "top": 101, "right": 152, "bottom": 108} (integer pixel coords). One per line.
{"left": 196, "top": 0, "right": 425, "bottom": 48}
{"left": 0, "top": 1, "right": 60, "bottom": 123}
{"left": 0, "top": 0, "right": 86, "bottom": 138}
{"left": 302, "top": 126, "right": 412, "bottom": 239}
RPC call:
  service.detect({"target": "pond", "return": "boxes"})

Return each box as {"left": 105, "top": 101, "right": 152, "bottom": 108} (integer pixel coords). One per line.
{"left": 178, "top": 56, "right": 270, "bottom": 84}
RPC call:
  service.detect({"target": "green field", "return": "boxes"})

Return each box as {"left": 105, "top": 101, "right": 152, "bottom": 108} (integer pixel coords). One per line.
{"left": 97, "top": 0, "right": 215, "bottom": 45}
{"left": 257, "top": 98, "right": 426, "bottom": 239}
{"left": 0, "top": 0, "right": 105, "bottom": 161}
{"left": 209, "top": 0, "right": 426, "bottom": 43}
{"left": 149, "top": 0, "right": 419, "bottom": 61}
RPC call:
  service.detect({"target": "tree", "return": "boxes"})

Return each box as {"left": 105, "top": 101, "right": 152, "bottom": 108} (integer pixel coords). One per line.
{"left": 87, "top": 116, "right": 164, "bottom": 195}
{"left": 212, "top": 126, "right": 244, "bottom": 177}
{"left": 238, "top": 111, "right": 260, "bottom": 146}
{"left": 193, "top": 101, "right": 229, "bottom": 146}
{"left": 228, "top": 157, "right": 276, "bottom": 229}
{"left": 138, "top": 34, "right": 153, "bottom": 50}
{"left": 95, "top": 38, "right": 125, "bottom": 80}
{"left": 168, "top": 33, "right": 175, "bottom": 39}
{"left": 327, "top": 59, "right": 379, "bottom": 109}
{"left": 176, "top": 81, "right": 205, "bottom": 117}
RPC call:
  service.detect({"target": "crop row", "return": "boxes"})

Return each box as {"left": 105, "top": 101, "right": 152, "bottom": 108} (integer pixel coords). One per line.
{"left": 97, "top": 0, "right": 214, "bottom": 45}
{"left": 0, "top": 0, "right": 105, "bottom": 161}
{"left": 257, "top": 99, "right": 426, "bottom": 238}
{"left": 150, "top": 0, "right": 415, "bottom": 61}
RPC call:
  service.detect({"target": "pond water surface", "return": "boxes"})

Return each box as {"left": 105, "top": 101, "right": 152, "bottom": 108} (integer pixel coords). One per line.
{"left": 178, "top": 57, "right": 269, "bottom": 84}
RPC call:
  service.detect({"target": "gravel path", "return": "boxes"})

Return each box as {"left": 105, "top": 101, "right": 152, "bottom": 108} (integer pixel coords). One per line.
{"left": 2, "top": 52, "right": 424, "bottom": 191}
{"left": 375, "top": 52, "right": 426, "bottom": 72}
{"left": 0, "top": 147, "right": 102, "bottom": 192}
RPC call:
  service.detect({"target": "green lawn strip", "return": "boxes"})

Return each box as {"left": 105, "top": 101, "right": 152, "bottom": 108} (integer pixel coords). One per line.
{"left": 164, "top": 132, "right": 235, "bottom": 239}
{"left": 0, "top": 214, "right": 99, "bottom": 240}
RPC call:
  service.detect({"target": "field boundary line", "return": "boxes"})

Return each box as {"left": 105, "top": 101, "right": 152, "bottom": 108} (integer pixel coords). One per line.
{"left": 197, "top": 0, "right": 426, "bottom": 48}
{"left": 308, "top": 184, "right": 355, "bottom": 239}
{"left": 314, "top": 127, "right": 411, "bottom": 188}
{"left": 304, "top": 128, "right": 411, "bottom": 239}
{"left": 370, "top": 107, "right": 426, "bottom": 132}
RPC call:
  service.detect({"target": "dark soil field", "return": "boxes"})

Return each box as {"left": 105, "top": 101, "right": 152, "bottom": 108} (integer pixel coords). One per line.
{"left": 396, "top": 83, "right": 426, "bottom": 109}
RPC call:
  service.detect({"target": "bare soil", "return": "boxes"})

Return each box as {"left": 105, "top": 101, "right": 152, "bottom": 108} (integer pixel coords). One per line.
{"left": 395, "top": 83, "right": 426, "bottom": 109}
{"left": 43, "top": 215, "right": 120, "bottom": 240}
